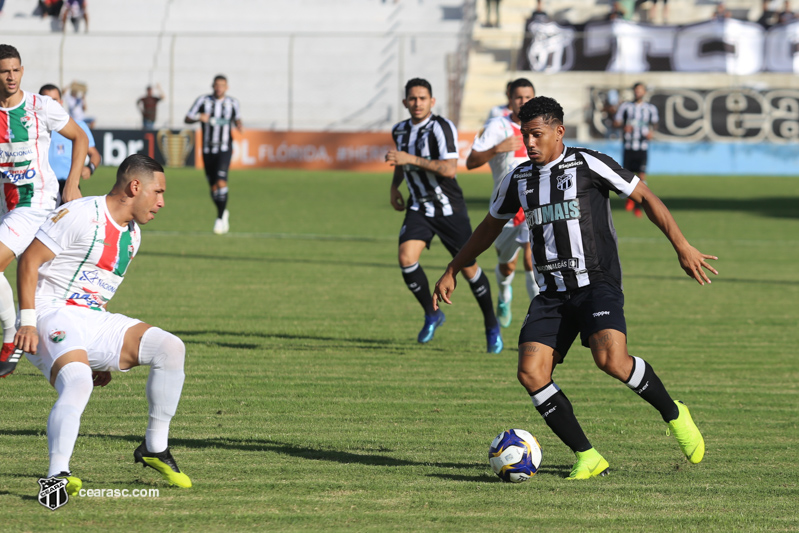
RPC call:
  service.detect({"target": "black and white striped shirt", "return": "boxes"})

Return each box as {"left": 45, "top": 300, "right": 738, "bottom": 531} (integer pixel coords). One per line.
{"left": 614, "top": 101, "right": 659, "bottom": 151}
{"left": 490, "top": 146, "right": 640, "bottom": 293}
{"left": 391, "top": 114, "right": 464, "bottom": 217}
{"left": 186, "top": 94, "right": 241, "bottom": 154}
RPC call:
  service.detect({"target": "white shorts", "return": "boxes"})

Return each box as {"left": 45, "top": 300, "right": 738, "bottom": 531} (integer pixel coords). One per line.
{"left": 0, "top": 207, "right": 50, "bottom": 257}
{"left": 494, "top": 221, "right": 529, "bottom": 264}
{"left": 25, "top": 306, "right": 142, "bottom": 380}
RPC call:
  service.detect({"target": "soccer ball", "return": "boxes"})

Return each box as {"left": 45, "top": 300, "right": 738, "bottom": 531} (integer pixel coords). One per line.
{"left": 488, "top": 429, "right": 542, "bottom": 483}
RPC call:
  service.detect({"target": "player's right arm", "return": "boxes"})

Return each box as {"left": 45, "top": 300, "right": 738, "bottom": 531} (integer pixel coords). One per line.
{"left": 57, "top": 118, "right": 89, "bottom": 203}
{"left": 14, "top": 239, "right": 57, "bottom": 355}
{"left": 466, "top": 135, "right": 522, "bottom": 169}
{"left": 389, "top": 165, "right": 405, "bottom": 211}
{"left": 184, "top": 96, "right": 208, "bottom": 124}
{"left": 433, "top": 214, "right": 507, "bottom": 309}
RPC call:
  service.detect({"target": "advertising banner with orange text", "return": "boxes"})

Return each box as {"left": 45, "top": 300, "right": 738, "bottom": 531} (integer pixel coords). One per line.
{"left": 196, "top": 130, "right": 480, "bottom": 172}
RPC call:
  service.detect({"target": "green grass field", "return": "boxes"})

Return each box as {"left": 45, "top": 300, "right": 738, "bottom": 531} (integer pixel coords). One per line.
{"left": 1, "top": 168, "right": 798, "bottom": 531}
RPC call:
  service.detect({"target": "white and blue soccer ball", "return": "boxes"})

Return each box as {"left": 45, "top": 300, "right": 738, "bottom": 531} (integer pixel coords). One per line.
{"left": 488, "top": 429, "right": 542, "bottom": 483}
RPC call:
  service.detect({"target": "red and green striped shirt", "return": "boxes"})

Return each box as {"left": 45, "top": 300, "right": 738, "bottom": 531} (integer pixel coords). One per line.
{"left": 0, "top": 91, "right": 69, "bottom": 213}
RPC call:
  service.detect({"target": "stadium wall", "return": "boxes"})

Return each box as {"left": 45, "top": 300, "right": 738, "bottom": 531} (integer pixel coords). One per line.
{"left": 93, "top": 129, "right": 799, "bottom": 176}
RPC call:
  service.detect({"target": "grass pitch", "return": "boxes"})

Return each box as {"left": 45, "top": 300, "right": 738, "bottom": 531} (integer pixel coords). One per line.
{"left": 1, "top": 167, "right": 798, "bottom": 531}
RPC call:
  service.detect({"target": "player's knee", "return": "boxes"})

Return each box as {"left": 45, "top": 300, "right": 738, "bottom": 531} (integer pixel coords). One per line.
{"left": 53, "top": 362, "right": 94, "bottom": 408}
{"left": 139, "top": 327, "right": 185, "bottom": 371}
{"left": 594, "top": 355, "right": 629, "bottom": 381}
{"left": 499, "top": 262, "right": 515, "bottom": 276}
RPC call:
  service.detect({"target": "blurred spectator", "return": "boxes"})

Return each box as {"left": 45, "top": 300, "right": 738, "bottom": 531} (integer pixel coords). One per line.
{"left": 529, "top": 0, "right": 548, "bottom": 23}
{"left": 0, "top": 0, "right": 5, "bottom": 16}
{"left": 607, "top": 1, "right": 626, "bottom": 20}
{"left": 35, "top": 0, "right": 63, "bottom": 18}
{"left": 61, "top": 0, "right": 88, "bottom": 32}
{"left": 713, "top": 2, "right": 731, "bottom": 20}
{"left": 778, "top": 0, "right": 797, "bottom": 23}
{"left": 649, "top": 0, "right": 668, "bottom": 23}
{"left": 63, "top": 81, "right": 94, "bottom": 129}
{"left": 484, "top": 0, "right": 501, "bottom": 27}
{"left": 137, "top": 84, "right": 165, "bottom": 130}
{"left": 758, "top": 0, "right": 778, "bottom": 27}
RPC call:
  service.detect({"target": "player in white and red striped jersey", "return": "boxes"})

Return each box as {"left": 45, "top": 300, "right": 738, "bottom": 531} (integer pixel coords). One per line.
{"left": 466, "top": 78, "right": 539, "bottom": 329}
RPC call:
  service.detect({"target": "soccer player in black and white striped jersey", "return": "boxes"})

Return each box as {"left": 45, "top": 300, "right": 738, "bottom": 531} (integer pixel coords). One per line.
{"left": 386, "top": 78, "right": 502, "bottom": 353}
{"left": 185, "top": 75, "right": 242, "bottom": 234}
{"left": 613, "top": 82, "right": 658, "bottom": 217}
{"left": 434, "top": 96, "right": 718, "bottom": 479}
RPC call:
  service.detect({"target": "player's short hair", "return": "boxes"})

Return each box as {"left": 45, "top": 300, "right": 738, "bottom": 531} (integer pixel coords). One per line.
{"left": 518, "top": 96, "right": 564, "bottom": 126}
{"left": 39, "top": 84, "right": 61, "bottom": 99}
{"left": 0, "top": 44, "right": 21, "bottom": 62}
{"left": 405, "top": 78, "right": 432, "bottom": 98}
{"left": 116, "top": 154, "right": 164, "bottom": 188}
{"left": 633, "top": 82, "right": 645, "bottom": 91}
{"left": 213, "top": 75, "right": 227, "bottom": 84}
{"left": 509, "top": 78, "right": 535, "bottom": 96}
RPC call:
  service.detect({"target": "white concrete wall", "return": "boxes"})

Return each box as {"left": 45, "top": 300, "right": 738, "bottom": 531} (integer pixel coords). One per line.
{"left": 1, "top": 0, "right": 464, "bottom": 130}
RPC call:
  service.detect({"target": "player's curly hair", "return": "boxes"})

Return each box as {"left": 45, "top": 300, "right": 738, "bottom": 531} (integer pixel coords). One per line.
{"left": 0, "top": 44, "right": 21, "bottom": 62}
{"left": 405, "top": 78, "right": 432, "bottom": 98}
{"left": 518, "top": 96, "right": 564, "bottom": 126}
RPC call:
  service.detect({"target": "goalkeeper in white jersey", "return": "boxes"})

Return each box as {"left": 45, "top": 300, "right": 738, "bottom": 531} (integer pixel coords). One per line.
{"left": 15, "top": 154, "right": 192, "bottom": 494}
{"left": 466, "top": 78, "right": 539, "bottom": 328}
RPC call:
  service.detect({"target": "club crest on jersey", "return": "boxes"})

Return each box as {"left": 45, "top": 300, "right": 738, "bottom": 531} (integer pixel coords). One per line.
{"left": 49, "top": 330, "right": 66, "bottom": 343}
{"left": 20, "top": 115, "right": 33, "bottom": 129}
{"left": 557, "top": 173, "right": 574, "bottom": 191}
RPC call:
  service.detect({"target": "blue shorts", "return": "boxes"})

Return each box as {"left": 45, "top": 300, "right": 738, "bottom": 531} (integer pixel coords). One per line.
{"left": 518, "top": 282, "right": 627, "bottom": 358}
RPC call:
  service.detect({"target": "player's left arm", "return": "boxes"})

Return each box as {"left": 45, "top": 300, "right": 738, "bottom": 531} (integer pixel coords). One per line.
{"left": 628, "top": 181, "right": 718, "bottom": 285}
{"left": 14, "top": 239, "right": 57, "bottom": 355}
{"left": 385, "top": 151, "right": 457, "bottom": 178}
{"left": 57, "top": 118, "right": 89, "bottom": 203}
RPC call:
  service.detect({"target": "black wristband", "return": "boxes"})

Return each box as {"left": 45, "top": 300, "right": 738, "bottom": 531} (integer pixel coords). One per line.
{"left": 87, "top": 162, "right": 96, "bottom": 175}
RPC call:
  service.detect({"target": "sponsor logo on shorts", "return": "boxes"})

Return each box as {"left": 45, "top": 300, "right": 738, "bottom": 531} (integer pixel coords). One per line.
{"left": 593, "top": 311, "right": 610, "bottom": 317}
{"left": 49, "top": 330, "right": 66, "bottom": 343}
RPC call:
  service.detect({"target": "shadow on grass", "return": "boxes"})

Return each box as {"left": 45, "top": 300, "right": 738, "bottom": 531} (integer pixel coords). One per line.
{"left": 428, "top": 463, "right": 571, "bottom": 482}
{"left": 2, "top": 430, "right": 480, "bottom": 471}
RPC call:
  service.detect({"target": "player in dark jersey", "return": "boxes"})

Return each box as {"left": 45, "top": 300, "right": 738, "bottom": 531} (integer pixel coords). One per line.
{"left": 433, "top": 96, "right": 718, "bottom": 479}
{"left": 185, "top": 75, "right": 242, "bottom": 235}
{"left": 614, "top": 82, "right": 658, "bottom": 217}
{"left": 386, "top": 78, "right": 502, "bottom": 353}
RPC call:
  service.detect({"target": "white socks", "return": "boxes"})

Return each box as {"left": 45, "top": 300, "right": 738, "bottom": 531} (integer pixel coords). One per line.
{"left": 48, "top": 362, "right": 93, "bottom": 476}
{"left": 526, "top": 270, "right": 540, "bottom": 300}
{"left": 0, "top": 272, "right": 17, "bottom": 343}
{"left": 494, "top": 264, "right": 514, "bottom": 303}
{"left": 138, "top": 327, "right": 185, "bottom": 453}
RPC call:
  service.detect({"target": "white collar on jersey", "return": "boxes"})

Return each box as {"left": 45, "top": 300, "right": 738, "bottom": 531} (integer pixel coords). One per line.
{"left": 409, "top": 113, "right": 433, "bottom": 130}
{"left": 534, "top": 144, "right": 567, "bottom": 171}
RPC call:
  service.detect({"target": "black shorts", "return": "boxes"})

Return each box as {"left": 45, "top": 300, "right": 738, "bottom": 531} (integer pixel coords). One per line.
{"left": 399, "top": 208, "right": 476, "bottom": 266}
{"left": 519, "top": 282, "right": 627, "bottom": 358}
{"left": 202, "top": 151, "right": 232, "bottom": 186}
{"left": 623, "top": 149, "right": 648, "bottom": 174}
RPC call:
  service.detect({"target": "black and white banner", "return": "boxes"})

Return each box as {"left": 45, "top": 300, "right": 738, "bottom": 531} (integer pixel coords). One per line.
{"left": 520, "top": 18, "right": 799, "bottom": 73}
{"left": 589, "top": 87, "right": 799, "bottom": 142}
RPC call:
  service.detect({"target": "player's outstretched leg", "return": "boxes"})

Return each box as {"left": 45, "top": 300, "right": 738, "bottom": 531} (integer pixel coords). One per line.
{"left": 401, "top": 262, "right": 445, "bottom": 343}
{"left": 667, "top": 401, "right": 705, "bottom": 464}
{"left": 623, "top": 356, "right": 703, "bottom": 463}
{"left": 47, "top": 361, "right": 94, "bottom": 481}
{"left": 466, "top": 267, "right": 502, "bottom": 353}
{"left": 494, "top": 264, "right": 514, "bottom": 328}
{"left": 529, "top": 380, "right": 608, "bottom": 479}
{"left": 135, "top": 327, "right": 192, "bottom": 487}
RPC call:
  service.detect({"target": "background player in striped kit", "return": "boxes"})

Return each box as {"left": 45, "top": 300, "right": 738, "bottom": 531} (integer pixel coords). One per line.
{"left": 613, "top": 82, "right": 658, "bottom": 217}
{"left": 434, "top": 96, "right": 717, "bottom": 479}
{"left": 0, "top": 44, "right": 88, "bottom": 378}
{"left": 185, "top": 75, "right": 242, "bottom": 235}
{"left": 15, "top": 154, "right": 191, "bottom": 492}
{"left": 386, "top": 78, "right": 502, "bottom": 353}
{"left": 466, "top": 78, "right": 539, "bottom": 329}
